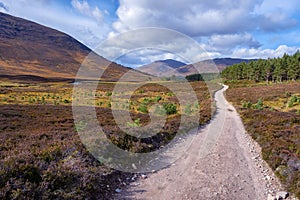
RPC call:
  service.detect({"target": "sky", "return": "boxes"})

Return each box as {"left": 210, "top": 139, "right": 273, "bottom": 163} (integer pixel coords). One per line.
{"left": 0, "top": 0, "right": 300, "bottom": 67}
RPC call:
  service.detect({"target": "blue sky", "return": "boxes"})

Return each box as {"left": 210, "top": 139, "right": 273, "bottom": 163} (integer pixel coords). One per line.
{"left": 0, "top": 0, "right": 300, "bottom": 67}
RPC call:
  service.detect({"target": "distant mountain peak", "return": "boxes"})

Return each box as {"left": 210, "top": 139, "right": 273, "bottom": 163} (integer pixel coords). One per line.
{"left": 212, "top": 58, "right": 257, "bottom": 66}
{"left": 136, "top": 59, "right": 187, "bottom": 77}
{"left": 137, "top": 57, "right": 256, "bottom": 77}
{"left": 153, "top": 59, "right": 187, "bottom": 68}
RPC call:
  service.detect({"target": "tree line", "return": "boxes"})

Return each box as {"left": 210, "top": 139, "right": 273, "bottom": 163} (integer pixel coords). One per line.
{"left": 221, "top": 51, "right": 300, "bottom": 82}
{"left": 186, "top": 73, "right": 220, "bottom": 82}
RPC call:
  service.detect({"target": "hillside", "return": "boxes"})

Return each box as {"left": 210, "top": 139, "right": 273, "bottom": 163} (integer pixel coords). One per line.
{"left": 137, "top": 58, "right": 255, "bottom": 77}
{"left": 177, "top": 58, "right": 256, "bottom": 76}
{"left": 0, "top": 12, "right": 148, "bottom": 81}
{"left": 137, "top": 59, "right": 186, "bottom": 77}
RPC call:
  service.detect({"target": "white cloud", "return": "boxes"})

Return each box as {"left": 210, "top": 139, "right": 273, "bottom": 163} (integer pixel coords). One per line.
{"left": 0, "top": 1, "right": 8, "bottom": 12}
{"left": 71, "top": 0, "right": 103, "bottom": 21}
{"left": 71, "top": 0, "right": 90, "bottom": 14}
{"left": 255, "top": 0, "right": 300, "bottom": 15}
{"left": 1, "top": 0, "right": 299, "bottom": 66}
{"left": 257, "top": 13, "right": 298, "bottom": 31}
{"left": 95, "top": 28, "right": 217, "bottom": 68}
{"left": 133, "top": 44, "right": 300, "bottom": 62}
{"left": 232, "top": 45, "right": 299, "bottom": 59}
{"left": 109, "top": 0, "right": 300, "bottom": 64}
{"left": 116, "top": 49, "right": 188, "bottom": 68}
{"left": 253, "top": 0, "right": 300, "bottom": 31}
{"left": 113, "top": 0, "right": 298, "bottom": 37}
{"left": 208, "top": 33, "right": 261, "bottom": 49}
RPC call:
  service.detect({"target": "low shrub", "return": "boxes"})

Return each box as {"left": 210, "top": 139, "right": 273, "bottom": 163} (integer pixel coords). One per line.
{"left": 288, "top": 95, "right": 300, "bottom": 108}
{"left": 163, "top": 103, "right": 177, "bottom": 115}
{"left": 242, "top": 101, "right": 252, "bottom": 109}
{"left": 105, "top": 92, "right": 112, "bottom": 96}
{"left": 126, "top": 118, "right": 141, "bottom": 127}
{"left": 253, "top": 98, "right": 264, "bottom": 110}
{"left": 137, "top": 104, "right": 148, "bottom": 113}
{"left": 154, "top": 96, "right": 162, "bottom": 102}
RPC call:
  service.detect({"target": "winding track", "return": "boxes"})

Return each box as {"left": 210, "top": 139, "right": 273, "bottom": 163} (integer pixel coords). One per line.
{"left": 116, "top": 85, "right": 286, "bottom": 200}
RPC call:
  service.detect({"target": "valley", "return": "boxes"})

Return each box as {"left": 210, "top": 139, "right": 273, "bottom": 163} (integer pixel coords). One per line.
{"left": 0, "top": 6, "right": 299, "bottom": 200}
{"left": 0, "top": 79, "right": 215, "bottom": 199}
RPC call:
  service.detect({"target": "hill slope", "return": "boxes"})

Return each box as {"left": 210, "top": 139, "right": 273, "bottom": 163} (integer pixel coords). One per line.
{"left": 0, "top": 12, "right": 148, "bottom": 81}
{"left": 156, "top": 59, "right": 187, "bottom": 69}
{"left": 137, "top": 59, "right": 187, "bottom": 77}
{"left": 137, "top": 58, "right": 256, "bottom": 77}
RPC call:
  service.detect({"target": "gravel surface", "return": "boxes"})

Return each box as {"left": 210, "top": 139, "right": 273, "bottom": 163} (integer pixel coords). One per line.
{"left": 115, "top": 85, "right": 297, "bottom": 200}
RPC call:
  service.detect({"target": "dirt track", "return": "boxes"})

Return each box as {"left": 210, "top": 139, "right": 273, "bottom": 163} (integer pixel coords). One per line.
{"left": 116, "top": 85, "right": 292, "bottom": 200}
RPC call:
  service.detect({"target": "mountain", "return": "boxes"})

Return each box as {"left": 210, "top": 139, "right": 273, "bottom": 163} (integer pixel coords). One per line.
{"left": 137, "top": 59, "right": 187, "bottom": 77}
{"left": 176, "top": 58, "right": 257, "bottom": 76}
{"left": 211, "top": 58, "right": 257, "bottom": 71}
{"left": 137, "top": 58, "right": 256, "bottom": 77}
{"left": 156, "top": 59, "right": 187, "bottom": 69}
{"left": 0, "top": 12, "right": 149, "bottom": 82}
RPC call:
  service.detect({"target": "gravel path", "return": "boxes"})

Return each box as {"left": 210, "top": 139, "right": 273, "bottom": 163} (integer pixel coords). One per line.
{"left": 115, "top": 85, "right": 296, "bottom": 200}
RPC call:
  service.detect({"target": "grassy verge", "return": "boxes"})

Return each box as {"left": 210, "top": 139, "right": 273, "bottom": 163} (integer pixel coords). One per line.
{"left": 225, "top": 81, "right": 300, "bottom": 198}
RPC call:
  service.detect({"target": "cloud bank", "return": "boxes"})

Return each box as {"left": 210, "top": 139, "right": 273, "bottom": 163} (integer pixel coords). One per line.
{"left": 0, "top": 0, "right": 299, "bottom": 66}
{"left": 113, "top": 0, "right": 298, "bottom": 35}
{"left": 109, "top": 0, "right": 300, "bottom": 64}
